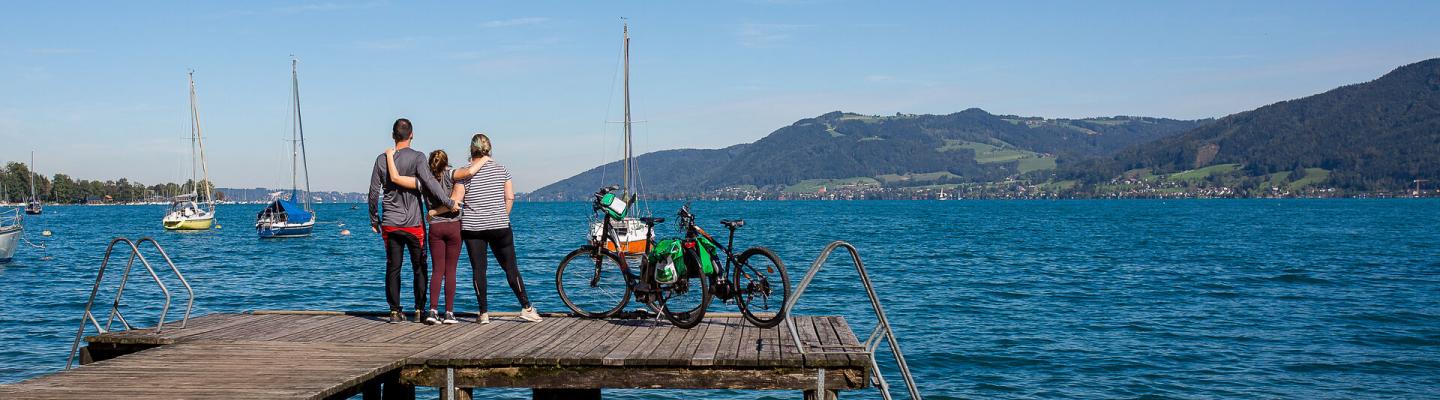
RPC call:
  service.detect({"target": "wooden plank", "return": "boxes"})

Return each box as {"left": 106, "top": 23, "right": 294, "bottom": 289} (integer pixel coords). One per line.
{"left": 488, "top": 317, "right": 577, "bottom": 364}
{"left": 529, "top": 318, "right": 620, "bottom": 365}
{"left": 401, "top": 365, "right": 869, "bottom": 390}
{"left": 601, "top": 319, "right": 672, "bottom": 366}
{"left": 827, "top": 317, "right": 869, "bottom": 369}
{"left": 517, "top": 318, "right": 596, "bottom": 364}
{"left": 689, "top": 317, "right": 728, "bottom": 366}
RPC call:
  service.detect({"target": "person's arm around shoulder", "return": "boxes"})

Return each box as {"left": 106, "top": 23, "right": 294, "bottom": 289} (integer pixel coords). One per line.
{"left": 414, "top": 153, "right": 458, "bottom": 209}
{"left": 386, "top": 148, "right": 418, "bottom": 189}
{"left": 451, "top": 156, "right": 492, "bottom": 181}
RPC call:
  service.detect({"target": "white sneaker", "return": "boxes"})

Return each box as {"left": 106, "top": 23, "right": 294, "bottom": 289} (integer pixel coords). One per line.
{"left": 519, "top": 306, "right": 542, "bottom": 322}
{"left": 442, "top": 312, "right": 458, "bottom": 324}
{"left": 424, "top": 309, "right": 440, "bottom": 325}
{"left": 477, "top": 312, "right": 490, "bottom": 324}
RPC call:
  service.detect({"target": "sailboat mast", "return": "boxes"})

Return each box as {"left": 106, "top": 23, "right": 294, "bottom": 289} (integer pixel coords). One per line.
{"left": 622, "top": 23, "right": 632, "bottom": 195}
{"left": 290, "top": 59, "right": 299, "bottom": 204}
{"left": 188, "top": 72, "right": 199, "bottom": 198}
{"left": 293, "top": 57, "right": 313, "bottom": 211}
{"left": 29, "top": 150, "right": 37, "bottom": 201}
{"left": 190, "top": 72, "right": 214, "bottom": 211}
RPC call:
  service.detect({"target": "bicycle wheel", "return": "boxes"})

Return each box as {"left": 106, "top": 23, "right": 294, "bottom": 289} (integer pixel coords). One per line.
{"left": 653, "top": 275, "right": 711, "bottom": 329}
{"left": 735, "top": 247, "right": 790, "bottom": 328}
{"left": 556, "top": 247, "right": 632, "bottom": 318}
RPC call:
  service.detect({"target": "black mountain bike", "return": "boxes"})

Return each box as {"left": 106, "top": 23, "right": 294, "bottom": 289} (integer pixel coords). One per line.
{"left": 555, "top": 187, "right": 712, "bottom": 328}
{"left": 673, "top": 202, "right": 790, "bottom": 328}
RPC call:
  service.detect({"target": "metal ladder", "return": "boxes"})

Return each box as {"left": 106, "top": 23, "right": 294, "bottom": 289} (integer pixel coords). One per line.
{"left": 783, "top": 241, "right": 922, "bottom": 400}
{"left": 67, "top": 237, "right": 195, "bottom": 369}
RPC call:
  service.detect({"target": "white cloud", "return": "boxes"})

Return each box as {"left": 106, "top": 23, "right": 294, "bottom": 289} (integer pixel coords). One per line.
{"left": 735, "top": 23, "right": 813, "bottom": 48}
{"left": 480, "top": 17, "right": 549, "bottom": 29}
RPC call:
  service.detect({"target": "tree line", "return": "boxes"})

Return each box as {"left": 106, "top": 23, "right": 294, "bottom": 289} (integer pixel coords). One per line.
{"left": 1, "top": 162, "right": 219, "bottom": 204}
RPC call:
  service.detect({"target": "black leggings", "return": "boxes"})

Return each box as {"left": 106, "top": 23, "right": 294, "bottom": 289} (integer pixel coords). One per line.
{"left": 462, "top": 228, "right": 530, "bottom": 313}
{"left": 384, "top": 230, "right": 428, "bottom": 312}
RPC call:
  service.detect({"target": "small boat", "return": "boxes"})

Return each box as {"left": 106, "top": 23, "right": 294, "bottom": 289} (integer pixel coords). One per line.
{"left": 164, "top": 71, "right": 216, "bottom": 231}
{"left": 256, "top": 57, "right": 316, "bottom": 238}
{"left": 24, "top": 151, "right": 42, "bottom": 215}
{"left": 587, "top": 22, "right": 651, "bottom": 255}
{"left": 0, "top": 207, "right": 21, "bottom": 263}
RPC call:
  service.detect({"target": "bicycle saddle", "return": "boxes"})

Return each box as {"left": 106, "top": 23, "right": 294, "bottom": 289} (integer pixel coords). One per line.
{"left": 720, "top": 219, "right": 745, "bottom": 229}
{"left": 640, "top": 217, "right": 666, "bottom": 226}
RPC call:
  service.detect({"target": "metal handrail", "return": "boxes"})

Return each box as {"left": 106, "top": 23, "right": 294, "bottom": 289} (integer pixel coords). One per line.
{"left": 67, "top": 237, "right": 193, "bottom": 369}
{"left": 783, "top": 241, "right": 922, "bottom": 400}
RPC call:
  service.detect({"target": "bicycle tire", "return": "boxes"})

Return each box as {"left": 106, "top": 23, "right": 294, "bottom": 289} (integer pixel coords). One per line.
{"left": 735, "top": 247, "right": 790, "bottom": 328}
{"left": 654, "top": 275, "right": 711, "bottom": 329}
{"left": 555, "top": 247, "right": 632, "bottom": 318}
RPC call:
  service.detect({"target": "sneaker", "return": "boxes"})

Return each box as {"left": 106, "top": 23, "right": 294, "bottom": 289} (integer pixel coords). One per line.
{"left": 413, "top": 309, "right": 425, "bottom": 323}
{"left": 519, "top": 306, "right": 543, "bottom": 322}
{"left": 477, "top": 312, "right": 490, "bottom": 324}
{"left": 442, "top": 312, "right": 459, "bottom": 324}
{"left": 424, "top": 309, "right": 440, "bottom": 325}
{"left": 388, "top": 310, "right": 403, "bottom": 324}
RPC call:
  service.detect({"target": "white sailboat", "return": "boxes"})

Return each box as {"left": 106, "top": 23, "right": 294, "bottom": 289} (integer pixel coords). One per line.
{"left": 256, "top": 57, "right": 317, "bottom": 238}
{"left": 163, "top": 71, "right": 216, "bottom": 230}
{"left": 589, "top": 22, "right": 651, "bottom": 255}
{"left": 0, "top": 205, "right": 20, "bottom": 263}
{"left": 24, "top": 151, "right": 42, "bottom": 215}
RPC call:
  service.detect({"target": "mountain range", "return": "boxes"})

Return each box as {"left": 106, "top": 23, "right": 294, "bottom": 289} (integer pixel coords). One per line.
{"left": 530, "top": 57, "right": 1440, "bottom": 200}
{"left": 1058, "top": 58, "right": 1440, "bottom": 192}
{"left": 529, "top": 111, "right": 1205, "bottom": 200}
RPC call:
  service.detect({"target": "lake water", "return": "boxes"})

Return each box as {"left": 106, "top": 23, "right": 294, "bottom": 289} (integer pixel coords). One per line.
{"left": 1, "top": 200, "right": 1438, "bottom": 399}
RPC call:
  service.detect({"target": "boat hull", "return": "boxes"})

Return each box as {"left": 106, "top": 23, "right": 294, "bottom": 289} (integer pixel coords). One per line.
{"left": 164, "top": 217, "right": 214, "bottom": 230}
{"left": 0, "top": 226, "right": 20, "bottom": 263}
{"left": 257, "top": 220, "right": 315, "bottom": 238}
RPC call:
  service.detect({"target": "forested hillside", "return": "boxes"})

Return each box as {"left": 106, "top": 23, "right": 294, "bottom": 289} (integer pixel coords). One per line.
{"left": 1060, "top": 58, "right": 1440, "bottom": 192}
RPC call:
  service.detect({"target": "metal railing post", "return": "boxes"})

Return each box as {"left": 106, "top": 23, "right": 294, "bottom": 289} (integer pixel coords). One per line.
{"left": 780, "top": 240, "right": 923, "bottom": 400}
{"left": 67, "top": 237, "right": 191, "bottom": 369}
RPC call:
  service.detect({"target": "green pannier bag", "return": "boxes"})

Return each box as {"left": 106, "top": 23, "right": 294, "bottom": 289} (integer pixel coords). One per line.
{"left": 650, "top": 238, "right": 687, "bottom": 284}
{"left": 687, "top": 236, "right": 721, "bottom": 277}
{"left": 598, "top": 192, "right": 631, "bottom": 220}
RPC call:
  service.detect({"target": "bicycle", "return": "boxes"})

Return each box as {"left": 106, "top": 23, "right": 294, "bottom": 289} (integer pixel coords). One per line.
{"left": 555, "top": 186, "right": 712, "bottom": 328}
{"left": 671, "top": 202, "right": 791, "bottom": 328}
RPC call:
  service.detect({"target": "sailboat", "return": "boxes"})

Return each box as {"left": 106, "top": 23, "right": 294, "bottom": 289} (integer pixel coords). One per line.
{"left": 24, "top": 151, "right": 42, "bottom": 215}
{"left": 256, "top": 58, "right": 316, "bottom": 238}
{"left": 0, "top": 200, "right": 20, "bottom": 263}
{"left": 163, "top": 71, "right": 217, "bottom": 230}
{"left": 588, "top": 22, "right": 652, "bottom": 255}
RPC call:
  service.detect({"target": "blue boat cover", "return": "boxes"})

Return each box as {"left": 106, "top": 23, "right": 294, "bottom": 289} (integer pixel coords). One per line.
{"left": 260, "top": 199, "right": 313, "bottom": 223}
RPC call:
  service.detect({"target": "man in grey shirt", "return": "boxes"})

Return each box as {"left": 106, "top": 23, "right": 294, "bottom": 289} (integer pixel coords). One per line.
{"left": 368, "top": 118, "right": 458, "bottom": 323}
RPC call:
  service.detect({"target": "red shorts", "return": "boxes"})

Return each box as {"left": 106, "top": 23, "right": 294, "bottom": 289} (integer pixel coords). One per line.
{"left": 381, "top": 225, "right": 426, "bottom": 243}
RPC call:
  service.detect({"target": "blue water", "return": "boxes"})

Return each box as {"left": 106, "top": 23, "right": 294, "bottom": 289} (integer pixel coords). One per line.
{"left": 2, "top": 200, "right": 1438, "bottom": 399}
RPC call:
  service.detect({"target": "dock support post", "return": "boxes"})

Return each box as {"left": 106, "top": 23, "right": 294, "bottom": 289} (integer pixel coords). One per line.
{"left": 381, "top": 370, "right": 415, "bottom": 400}
{"left": 804, "top": 390, "right": 840, "bottom": 400}
{"left": 534, "top": 388, "right": 601, "bottom": 400}
{"left": 362, "top": 379, "right": 382, "bottom": 400}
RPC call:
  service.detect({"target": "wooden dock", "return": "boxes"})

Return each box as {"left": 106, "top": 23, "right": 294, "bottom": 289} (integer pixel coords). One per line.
{"left": 1, "top": 312, "right": 870, "bottom": 399}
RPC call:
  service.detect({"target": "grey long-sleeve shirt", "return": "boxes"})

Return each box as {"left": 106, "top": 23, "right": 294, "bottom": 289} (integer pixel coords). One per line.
{"left": 368, "top": 147, "right": 457, "bottom": 228}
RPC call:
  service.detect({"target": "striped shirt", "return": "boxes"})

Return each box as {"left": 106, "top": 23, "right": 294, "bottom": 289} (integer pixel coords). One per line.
{"left": 458, "top": 160, "right": 511, "bottom": 231}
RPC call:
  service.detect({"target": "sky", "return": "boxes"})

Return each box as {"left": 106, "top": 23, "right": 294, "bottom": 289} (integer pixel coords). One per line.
{"left": 2, "top": 1, "right": 1438, "bottom": 193}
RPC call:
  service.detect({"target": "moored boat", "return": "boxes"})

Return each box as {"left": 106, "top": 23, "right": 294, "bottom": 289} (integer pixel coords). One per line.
{"left": 256, "top": 57, "right": 316, "bottom": 238}
{"left": 1, "top": 207, "right": 24, "bottom": 262}
{"left": 163, "top": 71, "right": 216, "bottom": 231}
{"left": 24, "top": 151, "right": 42, "bottom": 215}
{"left": 588, "top": 22, "right": 652, "bottom": 255}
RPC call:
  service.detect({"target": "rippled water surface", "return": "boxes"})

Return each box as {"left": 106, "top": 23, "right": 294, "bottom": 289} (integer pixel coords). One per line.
{"left": 2, "top": 200, "right": 1438, "bottom": 398}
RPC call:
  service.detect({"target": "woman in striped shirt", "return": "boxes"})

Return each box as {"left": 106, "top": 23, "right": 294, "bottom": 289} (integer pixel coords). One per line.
{"left": 458, "top": 133, "right": 540, "bottom": 323}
